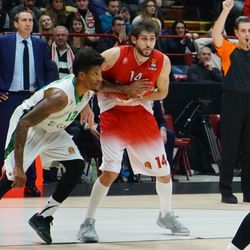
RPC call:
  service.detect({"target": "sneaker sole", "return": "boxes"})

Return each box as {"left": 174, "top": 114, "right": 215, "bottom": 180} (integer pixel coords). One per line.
{"left": 77, "top": 236, "right": 98, "bottom": 243}
{"left": 28, "top": 220, "right": 52, "bottom": 244}
{"left": 156, "top": 220, "right": 190, "bottom": 236}
{"left": 77, "top": 232, "right": 98, "bottom": 243}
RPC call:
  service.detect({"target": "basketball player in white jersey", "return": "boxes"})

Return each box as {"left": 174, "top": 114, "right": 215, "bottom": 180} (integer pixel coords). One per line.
{"left": 0, "top": 48, "right": 104, "bottom": 244}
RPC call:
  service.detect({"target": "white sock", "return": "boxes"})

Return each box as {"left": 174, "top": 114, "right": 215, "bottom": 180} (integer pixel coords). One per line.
{"left": 85, "top": 178, "right": 109, "bottom": 219}
{"left": 39, "top": 196, "right": 61, "bottom": 218}
{"left": 156, "top": 179, "right": 172, "bottom": 217}
{"left": 226, "top": 242, "right": 240, "bottom": 250}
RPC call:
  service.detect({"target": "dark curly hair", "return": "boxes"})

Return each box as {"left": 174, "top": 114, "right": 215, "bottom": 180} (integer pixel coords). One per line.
{"left": 73, "top": 48, "right": 105, "bottom": 76}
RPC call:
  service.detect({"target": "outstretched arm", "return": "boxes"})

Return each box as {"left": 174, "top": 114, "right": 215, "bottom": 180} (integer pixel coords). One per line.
{"left": 212, "top": 0, "right": 234, "bottom": 47}
{"left": 12, "top": 88, "right": 68, "bottom": 188}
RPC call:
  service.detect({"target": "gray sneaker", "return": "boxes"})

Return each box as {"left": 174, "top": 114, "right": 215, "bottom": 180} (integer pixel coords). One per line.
{"left": 156, "top": 211, "right": 190, "bottom": 236}
{"left": 77, "top": 218, "right": 99, "bottom": 243}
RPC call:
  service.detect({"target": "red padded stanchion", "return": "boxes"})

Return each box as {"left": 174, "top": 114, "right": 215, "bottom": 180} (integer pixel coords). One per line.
{"left": 3, "top": 157, "right": 43, "bottom": 198}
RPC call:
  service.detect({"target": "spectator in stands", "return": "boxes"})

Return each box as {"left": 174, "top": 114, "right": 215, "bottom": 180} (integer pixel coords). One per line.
{"left": 43, "top": 0, "right": 69, "bottom": 27}
{"left": 194, "top": 23, "right": 238, "bottom": 70}
{"left": 68, "top": 15, "right": 91, "bottom": 53}
{"left": 132, "top": 0, "right": 161, "bottom": 30}
{"left": 0, "top": 10, "right": 58, "bottom": 197}
{"left": 187, "top": 46, "right": 223, "bottom": 83}
{"left": 99, "top": 0, "right": 120, "bottom": 33}
{"left": 10, "top": 0, "right": 42, "bottom": 32}
{"left": 95, "top": 15, "right": 129, "bottom": 53}
{"left": 0, "top": 0, "right": 10, "bottom": 32}
{"left": 121, "top": 0, "right": 139, "bottom": 21}
{"left": 38, "top": 14, "right": 55, "bottom": 47}
{"left": 119, "top": 6, "right": 131, "bottom": 34}
{"left": 66, "top": 0, "right": 102, "bottom": 34}
{"left": 65, "top": 0, "right": 101, "bottom": 48}
{"left": 194, "top": 38, "right": 222, "bottom": 70}
{"left": 160, "top": 20, "right": 199, "bottom": 79}
{"left": 50, "top": 25, "right": 75, "bottom": 79}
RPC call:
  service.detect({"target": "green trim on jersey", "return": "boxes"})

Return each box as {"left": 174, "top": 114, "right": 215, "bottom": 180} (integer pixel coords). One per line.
{"left": 72, "top": 77, "right": 83, "bottom": 104}
{"left": 4, "top": 131, "right": 15, "bottom": 159}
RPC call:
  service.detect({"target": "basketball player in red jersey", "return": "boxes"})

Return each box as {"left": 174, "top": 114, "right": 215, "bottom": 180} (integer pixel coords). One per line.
{"left": 77, "top": 20, "right": 190, "bottom": 243}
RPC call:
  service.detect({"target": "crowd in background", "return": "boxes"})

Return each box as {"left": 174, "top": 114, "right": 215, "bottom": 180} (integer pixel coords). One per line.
{"left": 0, "top": 0, "right": 246, "bottom": 82}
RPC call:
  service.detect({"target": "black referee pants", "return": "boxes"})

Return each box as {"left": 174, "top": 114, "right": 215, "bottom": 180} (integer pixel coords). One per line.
{"left": 219, "top": 91, "right": 250, "bottom": 198}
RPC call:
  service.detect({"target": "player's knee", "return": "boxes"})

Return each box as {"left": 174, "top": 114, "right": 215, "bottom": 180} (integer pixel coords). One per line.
{"left": 156, "top": 175, "right": 171, "bottom": 183}
{"left": 61, "top": 159, "right": 85, "bottom": 176}
{"left": 99, "top": 171, "right": 118, "bottom": 187}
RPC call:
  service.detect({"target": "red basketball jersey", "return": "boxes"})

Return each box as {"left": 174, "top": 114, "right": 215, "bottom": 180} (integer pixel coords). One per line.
{"left": 98, "top": 45, "right": 165, "bottom": 113}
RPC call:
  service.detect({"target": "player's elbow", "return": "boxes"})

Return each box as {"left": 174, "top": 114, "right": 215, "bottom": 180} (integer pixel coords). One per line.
{"left": 17, "top": 118, "right": 32, "bottom": 131}
{"left": 159, "top": 90, "right": 168, "bottom": 100}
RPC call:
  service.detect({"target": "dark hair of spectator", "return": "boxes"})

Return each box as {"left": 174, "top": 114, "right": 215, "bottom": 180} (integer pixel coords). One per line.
{"left": 70, "top": 15, "right": 85, "bottom": 33}
{"left": 73, "top": 48, "right": 105, "bottom": 76}
{"left": 111, "top": 15, "right": 124, "bottom": 26}
{"left": 171, "top": 20, "right": 187, "bottom": 34}
{"left": 140, "top": 0, "right": 157, "bottom": 19}
{"left": 48, "top": 0, "right": 66, "bottom": 11}
{"left": 14, "top": 10, "right": 35, "bottom": 22}
{"left": 131, "top": 20, "right": 160, "bottom": 38}
{"left": 234, "top": 16, "right": 250, "bottom": 30}
{"left": 106, "top": 0, "right": 119, "bottom": 6}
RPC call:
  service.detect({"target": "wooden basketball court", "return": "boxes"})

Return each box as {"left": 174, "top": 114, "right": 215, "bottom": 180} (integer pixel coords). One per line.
{"left": 0, "top": 193, "right": 249, "bottom": 250}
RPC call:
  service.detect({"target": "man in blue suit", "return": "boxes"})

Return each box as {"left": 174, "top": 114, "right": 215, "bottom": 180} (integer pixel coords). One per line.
{"left": 0, "top": 9, "right": 58, "bottom": 196}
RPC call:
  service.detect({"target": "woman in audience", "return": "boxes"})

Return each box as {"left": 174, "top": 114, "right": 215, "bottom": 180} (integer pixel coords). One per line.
{"left": 132, "top": 0, "right": 161, "bottom": 30}
{"left": 68, "top": 15, "right": 91, "bottom": 53}
{"left": 39, "top": 14, "right": 55, "bottom": 47}
{"left": 160, "top": 20, "right": 199, "bottom": 79}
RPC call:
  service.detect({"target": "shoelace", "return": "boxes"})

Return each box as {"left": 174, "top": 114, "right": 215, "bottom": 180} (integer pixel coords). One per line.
{"left": 167, "top": 214, "right": 182, "bottom": 228}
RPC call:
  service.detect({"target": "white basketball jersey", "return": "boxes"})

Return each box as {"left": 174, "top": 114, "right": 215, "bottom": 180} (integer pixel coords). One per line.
{"left": 19, "top": 74, "right": 94, "bottom": 132}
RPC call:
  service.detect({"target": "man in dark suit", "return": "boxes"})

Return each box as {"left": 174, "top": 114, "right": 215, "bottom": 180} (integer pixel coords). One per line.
{"left": 0, "top": 9, "right": 58, "bottom": 196}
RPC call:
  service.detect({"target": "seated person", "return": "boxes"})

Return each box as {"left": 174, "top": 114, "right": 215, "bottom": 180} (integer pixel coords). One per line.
{"left": 95, "top": 15, "right": 129, "bottom": 53}
{"left": 119, "top": 6, "right": 131, "bottom": 35}
{"left": 99, "top": 0, "right": 120, "bottom": 33}
{"left": 132, "top": 0, "right": 162, "bottom": 30}
{"left": 194, "top": 24, "right": 238, "bottom": 70}
{"left": 160, "top": 20, "right": 198, "bottom": 78}
{"left": 186, "top": 46, "right": 223, "bottom": 83}
{"left": 50, "top": 26, "right": 76, "bottom": 79}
